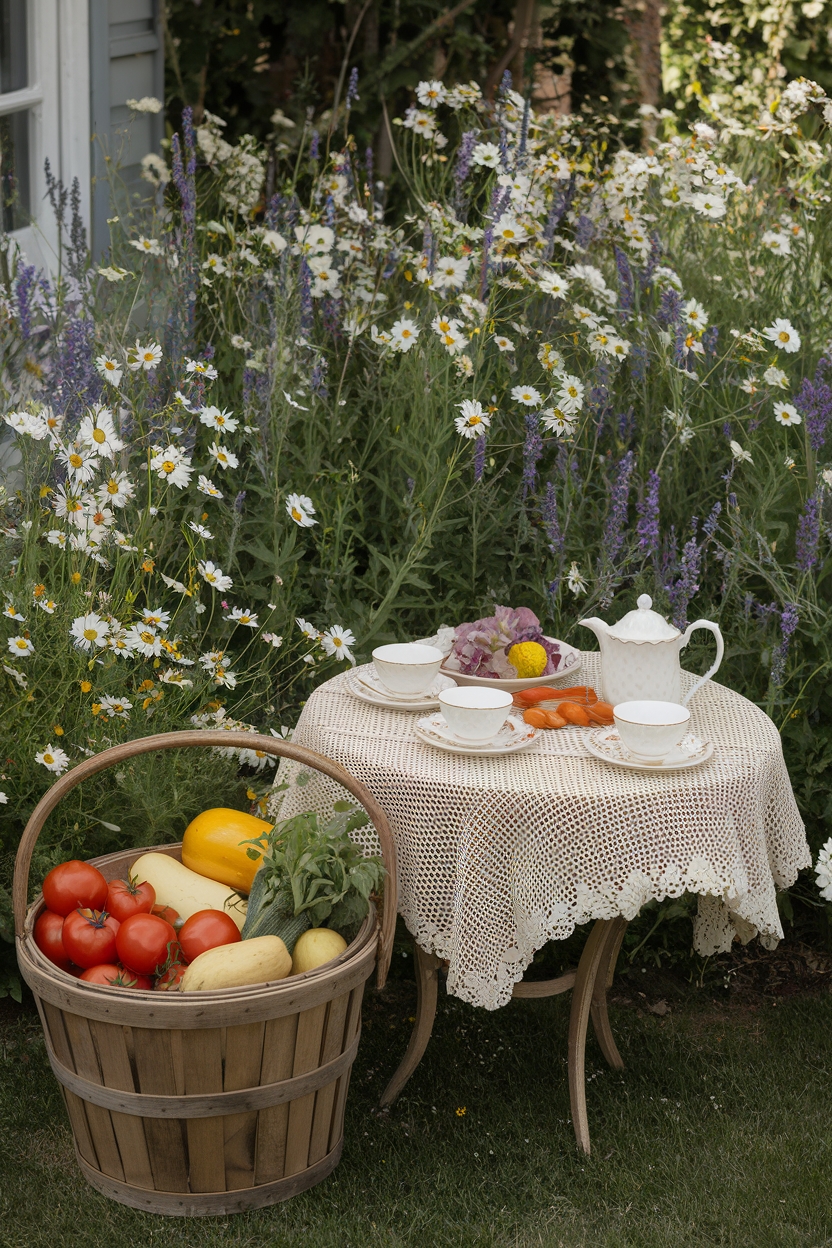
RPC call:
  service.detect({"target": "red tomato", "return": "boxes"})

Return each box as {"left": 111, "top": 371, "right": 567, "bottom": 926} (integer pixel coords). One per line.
{"left": 178, "top": 909, "right": 241, "bottom": 963}
{"left": 106, "top": 876, "right": 156, "bottom": 923}
{"left": 116, "top": 913, "right": 177, "bottom": 976}
{"left": 42, "top": 860, "right": 108, "bottom": 916}
{"left": 152, "top": 903, "right": 181, "bottom": 928}
{"left": 154, "top": 962, "right": 187, "bottom": 991}
{"left": 79, "top": 963, "right": 154, "bottom": 989}
{"left": 33, "top": 909, "right": 73, "bottom": 971}
{"left": 61, "top": 909, "right": 120, "bottom": 969}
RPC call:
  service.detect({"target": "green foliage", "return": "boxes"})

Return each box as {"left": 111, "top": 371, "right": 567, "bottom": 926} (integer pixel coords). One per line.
{"left": 241, "top": 800, "right": 384, "bottom": 943}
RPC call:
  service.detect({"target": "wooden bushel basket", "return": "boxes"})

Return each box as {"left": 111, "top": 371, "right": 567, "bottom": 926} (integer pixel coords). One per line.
{"left": 13, "top": 730, "right": 398, "bottom": 1216}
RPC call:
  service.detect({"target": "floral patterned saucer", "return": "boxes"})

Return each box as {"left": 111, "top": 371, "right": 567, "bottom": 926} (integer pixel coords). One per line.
{"left": 585, "top": 727, "right": 713, "bottom": 772}
{"left": 414, "top": 712, "right": 539, "bottom": 756}
{"left": 347, "top": 667, "right": 457, "bottom": 710}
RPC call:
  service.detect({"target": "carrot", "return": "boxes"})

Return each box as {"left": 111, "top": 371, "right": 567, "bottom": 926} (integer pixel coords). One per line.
{"left": 522, "top": 708, "right": 549, "bottom": 728}
{"left": 514, "top": 685, "right": 596, "bottom": 706}
{"left": 556, "top": 701, "right": 592, "bottom": 726}
{"left": 586, "top": 701, "right": 615, "bottom": 725}
{"left": 544, "top": 710, "right": 567, "bottom": 728}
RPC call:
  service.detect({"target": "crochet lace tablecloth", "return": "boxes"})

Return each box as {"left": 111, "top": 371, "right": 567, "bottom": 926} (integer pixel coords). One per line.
{"left": 272, "top": 653, "right": 809, "bottom": 1010}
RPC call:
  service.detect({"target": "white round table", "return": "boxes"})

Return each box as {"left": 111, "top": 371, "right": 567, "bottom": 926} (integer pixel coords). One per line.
{"left": 273, "top": 653, "right": 809, "bottom": 1151}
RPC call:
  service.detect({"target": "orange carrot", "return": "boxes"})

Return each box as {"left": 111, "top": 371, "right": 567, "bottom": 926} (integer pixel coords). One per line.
{"left": 557, "top": 701, "right": 592, "bottom": 726}
{"left": 544, "top": 710, "right": 567, "bottom": 728}
{"left": 522, "top": 708, "right": 549, "bottom": 728}
{"left": 514, "top": 685, "right": 596, "bottom": 706}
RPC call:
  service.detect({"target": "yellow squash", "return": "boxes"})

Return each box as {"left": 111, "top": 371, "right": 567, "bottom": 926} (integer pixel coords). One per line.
{"left": 181, "top": 807, "right": 273, "bottom": 895}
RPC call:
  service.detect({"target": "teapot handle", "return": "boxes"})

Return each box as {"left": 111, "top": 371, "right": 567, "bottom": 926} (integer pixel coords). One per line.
{"left": 679, "top": 620, "right": 724, "bottom": 706}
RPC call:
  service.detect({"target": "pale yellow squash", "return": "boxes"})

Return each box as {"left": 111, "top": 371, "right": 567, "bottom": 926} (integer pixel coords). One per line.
{"left": 131, "top": 851, "right": 248, "bottom": 930}
{"left": 181, "top": 935, "right": 291, "bottom": 991}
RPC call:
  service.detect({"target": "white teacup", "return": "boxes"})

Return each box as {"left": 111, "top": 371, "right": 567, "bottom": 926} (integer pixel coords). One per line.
{"left": 438, "top": 686, "right": 514, "bottom": 742}
{"left": 372, "top": 643, "right": 444, "bottom": 696}
{"left": 613, "top": 700, "right": 691, "bottom": 761}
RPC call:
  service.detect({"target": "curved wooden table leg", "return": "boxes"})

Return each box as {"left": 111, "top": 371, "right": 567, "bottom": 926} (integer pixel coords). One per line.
{"left": 590, "top": 917, "right": 628, "bottom": 1071}
{"left": 567, "top": 919, "right": 613, "bottom": 1155}
{"left": 379, "top": 944, "right": 441, "bottom": 1108}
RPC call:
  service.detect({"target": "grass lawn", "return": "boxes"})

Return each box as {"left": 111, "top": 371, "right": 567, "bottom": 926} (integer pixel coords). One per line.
{"left": 1, "top": 944, "right": 830, "bottom": 1248}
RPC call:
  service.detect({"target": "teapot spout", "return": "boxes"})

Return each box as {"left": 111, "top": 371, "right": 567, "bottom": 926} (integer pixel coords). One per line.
{"left": 578, "top": 617, "right": 610, "bottom": 646}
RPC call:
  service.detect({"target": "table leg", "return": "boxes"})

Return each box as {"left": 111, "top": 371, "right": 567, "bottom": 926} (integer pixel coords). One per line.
{"left": 567, "top": 919, "right": 615, "bottom": 1155}
{"left": 379, "top": 944, "right": 441, "bottom": 1108}
{"left": 590, "top": 917, "right": 628, "bottom": 1071}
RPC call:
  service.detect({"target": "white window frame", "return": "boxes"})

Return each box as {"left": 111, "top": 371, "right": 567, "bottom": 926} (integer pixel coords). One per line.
{"left": 3, "top": 0, "right": 90, "bottom": 271}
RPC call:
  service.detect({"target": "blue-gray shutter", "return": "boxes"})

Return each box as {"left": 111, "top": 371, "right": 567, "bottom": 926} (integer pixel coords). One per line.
{"left": 89, "top": 0, "right": 164, "bottom": 257}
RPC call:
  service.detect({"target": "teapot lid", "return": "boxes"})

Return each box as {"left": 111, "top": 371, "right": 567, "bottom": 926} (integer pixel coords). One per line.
{"left": 607, "top": 594, "right": 680, "bottom": 643}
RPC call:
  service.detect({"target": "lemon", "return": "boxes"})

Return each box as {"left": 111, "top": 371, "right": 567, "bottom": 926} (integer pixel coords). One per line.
{"left": 508, "top": 641, "right": 548, "bottom": 678}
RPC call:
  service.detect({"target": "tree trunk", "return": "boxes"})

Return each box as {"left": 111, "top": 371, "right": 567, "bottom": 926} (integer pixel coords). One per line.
{"left": 621, "top": 0, "right": 664, "bottom": 132}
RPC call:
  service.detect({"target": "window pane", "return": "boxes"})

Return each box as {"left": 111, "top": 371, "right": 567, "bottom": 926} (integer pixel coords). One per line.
{"left": 0, "top": 109, "right": 30, "bottom": 230}
{"left": 0, "top": 0, "right": 27, "bottom": 94}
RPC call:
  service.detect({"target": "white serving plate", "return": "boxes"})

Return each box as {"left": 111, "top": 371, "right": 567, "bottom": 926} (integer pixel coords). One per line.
{"left": 439, "top": 637, "right": 582, "bottom": 693}
{"left": 584, "top": 727, "right": 713, "bottom": 773}
{"left": 347, "top": 667, "right": 457, "bottom": 711}
{"left": 414, "top": 711, "right": 539, "bottom": 756}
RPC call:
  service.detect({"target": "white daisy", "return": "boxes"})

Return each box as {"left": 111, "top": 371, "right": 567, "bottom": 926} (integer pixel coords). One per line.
{"left": 98, "top": 695, "right": 133, "bottom": 720}
{"left": 493, "top": 334, "right": 515, "bottom": 352}
{"left": 389, "top": 318, "right": 420, "bottom": 352}
{"left": 541, "top": 408, "right": 576, "bottom": 436}
{"left": 95, "top": 355, "right": 123, "bottom": 387}
{"left": 188, "top": 521, "right": 213, "bottom": 539}
{"left": 432, "top": 256, "right": 469, "bottom": 290}
{"left": 36, "top": 745, "right": 70, "bottom": 774}
{"left": 494, "top": 214, "right": 527, "bottom": 244}
{"left": 511, "top": 384, "right": 542, "bottom": 407}
{"left": 57, "top": 444, "right": 100, "bottom": 484}
{"left": 730, "top": 440, "right": 753, "bottom": 463}
{"left": 124, "top": 624, "right": 163, "bottom": 657}
{"left": 556, "top": 376, "right": 585, "bottom": 414}
{"left": 762, "top": 318, "right": 801, "bottom": 354}
{"left": 160, "top": 573, "right": 189, "bottom": 594}
{"left": 2, "top": 603, "right": 23, "bottom": 621}
{"left": 158, "top": 668, "right": 194, "bottom": 686}
{"left": 127, "top": 340, "right": 163, "bottom": 371}
{"left": 78, "top": 407, "right": 123, "bottom": 458}
{"left": 566, "top": 562, "right": 588, "bottom": 595}
{"left": 208, "top": 442, "right": 239, "bottom": 471}
{"left": 139, "top": 607, "right": 171, "bottom": 631}
{"left": 130, "top": 236, "right": 162, "bottom": 256}
{"left": 773, "top": 401, "right": 802, "bottom": 426}
{"left": 285, "top": 493, "right": 317, "bottom": 527}
{"left": 186, "top": 358, "right": 219, "bottom": 380}
{"left": 150, "top": 445, "right": 193, "bottom": 488}
{"left": 7, "top": 635, "right": 34, "bottom": 658}
{"left": 69, "top": 612, "right": 110, "bottom": 651}
{"left": 197, "top": 474, "right": 224, "bottom": 498}
{"left": 321, "top": 624, "right": 356, "bottom": 662}
{"left": 224, "top": 606, "right": 259, "bottom": 628}
{"left": 199, "top": 405, "right": 239, "bottom": 432}
{"left": 416, "top": 79, "right": 446, "bottom": 108}
{"left": 35, "top": 597, "right": 58, "bottom": 614}
{"left": 97, "top": 473, "right": 135, "bottom": 509}
{"left": 471, "top": 142, "right": 502, "bottom": 169}
{"left": 296, "top": 618, "right": 321, "bottom": 641}
{"left": 539, "top": 273, "right": 570, "bottom": 299}
{"left": 198, "top": 560, "right": 233, "bottom": 591}
{"left": 454, "top": 399, "right": 491, "bottom": 439}
{"left": 682, "top": 299, "right": 708, "bottom": 329}
{"left": 262, "top": 632, "right": 284, "bottom": 648}
{"left": 763, "top": 366, "right": 789, "bottom": 389}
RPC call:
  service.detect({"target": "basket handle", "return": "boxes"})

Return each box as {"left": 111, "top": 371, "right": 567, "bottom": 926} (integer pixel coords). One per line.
{"left": 13, "top": 730, "right": 399, "bottom": 990}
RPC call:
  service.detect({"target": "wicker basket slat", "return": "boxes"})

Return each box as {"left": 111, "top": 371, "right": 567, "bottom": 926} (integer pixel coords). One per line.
{"left": 284, "top": 1002, "right": 329, "bottom": 1177}
{"left": 61, "top": 1010, "right": 126, "bottom": 1182}
{"left": 307, "top": 991, "right": 351, "bottom": 1166}
{"left": 253, "top": 1012, "right": 298, "bottom": 1185}
{"left": 222, "top": 1020, "right": 266, "bottom": 1191}
{"left": 89, "top": 1018, "right": 156, "bottom": 1189}
{"left": 14, "top": 730, "right": 399, "bottom": 1215}
{"left": 182, "top": 1029, "right": 226, "bottom": 1193}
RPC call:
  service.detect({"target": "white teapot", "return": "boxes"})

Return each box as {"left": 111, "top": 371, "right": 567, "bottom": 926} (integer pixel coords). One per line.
{"left": 579, "top": 594, "right": 724, "bottom": 708}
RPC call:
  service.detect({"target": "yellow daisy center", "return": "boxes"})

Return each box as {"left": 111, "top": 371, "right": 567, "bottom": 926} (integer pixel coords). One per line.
{"left": 779, "top": 331, "right": 790, "bottom": 342}
{"left": 43, "top": 753, "right": 54, "bottom": 764}
{"left": 83, "top": 628, "right": 98, "bottom": 640}
{"left": 162, "top": 461, "right": 175, "bottom": 473}
{"left": 92, "top": 428, "right": 106, "bottom": 443}
{"left": 107, "top": 480, "right": 118, "bottom": 494}
{"left": 69, "top": 453, "right": 83, "bottom": 468}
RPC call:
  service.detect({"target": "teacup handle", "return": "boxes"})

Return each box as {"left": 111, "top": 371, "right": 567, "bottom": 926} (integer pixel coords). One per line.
{"left": 679, "top": 620, "right": 724, "bottom": 706}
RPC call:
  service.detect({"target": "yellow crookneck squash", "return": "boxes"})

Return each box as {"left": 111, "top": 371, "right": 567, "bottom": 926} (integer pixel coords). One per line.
{"left": 181, "top": 807, "right": 273, "bottom": 894}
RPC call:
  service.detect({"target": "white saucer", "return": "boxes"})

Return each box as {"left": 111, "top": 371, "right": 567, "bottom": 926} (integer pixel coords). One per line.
{"left": 414, "top": 712, "right": 539, "bottom": 756}
{"left": 585, "top": 727, "right": 713, "bottom": 772}
{"left": 347, "top": 667, "right": 457, "bottom": 710}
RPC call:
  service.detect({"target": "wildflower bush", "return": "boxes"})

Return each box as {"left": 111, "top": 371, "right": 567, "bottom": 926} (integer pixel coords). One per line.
{"left": 3, "top": 73, "right": 832, "bottom": 967}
